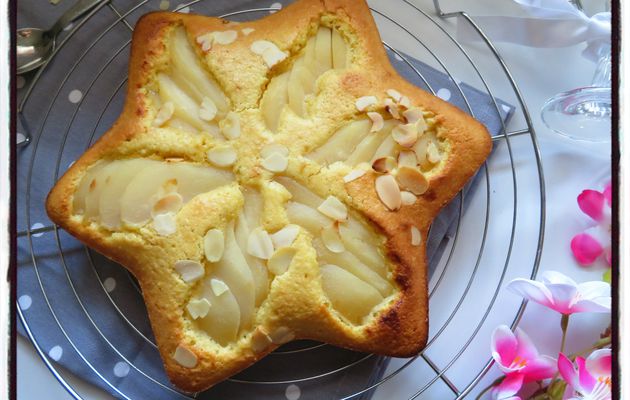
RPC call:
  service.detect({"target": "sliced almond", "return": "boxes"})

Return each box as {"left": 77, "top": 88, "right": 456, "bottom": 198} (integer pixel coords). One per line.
{"left": 251, "top": 326, "right": 272, "bottom": 353}
{"left": 207, "top": 147, "right": 237, "bottom": 167}
{"left": 392, "top": 123, "right": 418, "bottom": 148}
{"left": 152, "top": 212, "right": 177, "bottom": 236}
{"left": 251, "top": 40, "right": 287, "bottom": 68}
{"left": 386, "top": 89, "right": 402, "bottom": 102}
{"left": 186, "top": 298, "right": 211, "bottom": 319}
{"left": 411, "top": 226, "right": 422, "bottom": 246}
{"left": 198, "top": 97, "right": 218, "bottom": 121}
{"left": 241, "top": 27, "right": 255, "bottom": 36}
{"left": 174, "top": 260, "right": 205, "bottom": 283}
{"left": 153, "top": 101, "right": 175, "bottom": 127}
{"left": 317, "top": 196, "right": 348, "bottom": 221}
{"left": 398, "top": 150, "right": 418, "bottom": 168}
{"left": 401, "top": 191, "right": 417, "bottom": 205}
{"left": 426, "top": 142, "right": 441, "bottom": 164}
{"left": 355, "top": 96, "right": 377, "bottom": 111}
{"left": 220, "top": 111, "right": 241, "bottom": 139}
{"left": 247, "top": 227, "right": 274, "bottom": 259}
{"left": 322, "top": 224, "right": 345, "bottom": 253}
{"left": 213, "top": 30, "right": 238, "bottom": 45}
{"left": 372, "top": 156, "right": 397, "bottom": 174}
{"left": 396, "top": 166, "right": 429, "bottom": 195}
{"left": 196, "top": 33, "right": 214, "bottom": 51}
{"left": 204, "top": 229, "right": 224, "bottom": 262}
{"left": 261, "top": 151, "right": 288, "bottom": 173}
{"left": 173, "top": 345, "right": 198, "bottom": 368}
{"left": 261, "top": 143, "right": 289, "bottom": 158}
{"left": 210, "top": 278, "right": 229, "bottom": 296}
{"left": 267, "top": 247, "right": 296, "bottom": 275}
{"left": 152, "top": 192, "right": 183, "bottom": 217}
{"left": 343, "top": 169, "right": 366, "bottom": 183}
{"left": 367, "top": 112, "right": 384, "bottom": 132}
{"left": 375, "top": 174, "right": 401, "bottom": 211}
{"left": 398, "top": 95, "right": 411, "bottom": 109}
{"left": 270, "top": 224, "right": 299, "bottom": 248}
{"left": 384, "top": 98, "right": 400, "bottom": 119}
{"left": 269, "top": 326, "right": 295, "bottom": 344}
{"left": 403, "top": 108, "right": 423, "bottom": 125}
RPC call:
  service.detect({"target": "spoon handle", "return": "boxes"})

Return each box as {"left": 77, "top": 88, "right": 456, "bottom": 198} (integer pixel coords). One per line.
{"left": 48, "top": 0, "right": 107, "bottom": 37}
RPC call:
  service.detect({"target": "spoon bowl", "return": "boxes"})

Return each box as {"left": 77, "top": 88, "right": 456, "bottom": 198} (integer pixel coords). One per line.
{"left": 17, "top": 28, "right": 56, "bottom": 75}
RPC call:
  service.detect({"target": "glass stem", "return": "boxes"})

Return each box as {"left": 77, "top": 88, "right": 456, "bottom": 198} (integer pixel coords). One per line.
{"left": 591, "top": 47, "right": 611, "bottom": 88}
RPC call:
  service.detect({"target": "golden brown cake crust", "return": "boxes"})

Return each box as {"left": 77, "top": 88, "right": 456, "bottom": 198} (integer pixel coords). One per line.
{"left": 46, "top": 0, "right": 491, "bottom": 392}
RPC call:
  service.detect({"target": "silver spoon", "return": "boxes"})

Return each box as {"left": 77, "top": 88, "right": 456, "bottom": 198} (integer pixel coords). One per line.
{"left": 17, "top": 0, "right": 105, "bottom": 75}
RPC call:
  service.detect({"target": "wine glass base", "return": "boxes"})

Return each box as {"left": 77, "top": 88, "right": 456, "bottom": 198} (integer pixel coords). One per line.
{"left": 541, "top": 86, "right": 611, "bottom": 143}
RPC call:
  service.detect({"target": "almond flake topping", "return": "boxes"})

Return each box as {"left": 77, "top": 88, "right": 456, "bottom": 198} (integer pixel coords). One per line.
{"left": 269, "top": 326, "right": 295, "bottom": 344}
{"left": 204, "top": 229, "right": 225, "bottom": 262}
{"left": 343, "top": 169, "right": 366, "bottom": 183}
{"left": 213, "top": 30, "right": 238, "bottom": 45}
{"left": 173, "top": 345, "right": 198, "bottom": 368}
{"left": 403, "top": 108, "right": 423, "bottom": 125}
{"left": 367, "top": 112, "right": 384, "bottom": 132}
{"left": 152, "top": 212, "right": 177, "bottom": 236}
{"left": 261, "top": 151, "right": 288, "bottom": 173}
{"left": 220, "top": 111, "right": 241, "bottom": 139}
{"left": 211, "top": 278, "right": 230, "bottom": 296}
{"left": 247, "top": 227, "right": 275, "bottom": 259}
{"left": 174, "top": 260, "right": 205, "bottom": 283}
{"left": 401, "top": 191, "right": 417, "bottom": 205}
{"left": 396, "top": 166, "right": 429, "bottom": 195}
{"left": 372, "top": 156, "right": 396, "bottom": 174}
{"left": 251, "top": 40, "right": 288, "bottom": 67}
{"left": 270, "top": 224, "right": 299, "bottom": 248}
{"left": 399, "top": 95, "right": 411, "bottom": 109}
{"left": 317, "top": 196, "right": 348, "bottom": 221}
{"left": 386, "top": 89, "right": 402, "bottom": 102}
{"left": 411, "top": 226, "right": 422, "bottom": 246}
{"left": 207, "top": 147, "right": 237, "bottom": 167}
{"left": 153, "top": 101, "right": 175, "bottom": 127}
{"left": 384, "top": 98, "right": 400, "bottom": 119}
{"left": 198, "top": 97, "right": 218, "bottom": 121}
{"left": 392, "top": 123, "right": 418, "bottom": 148}
{"left": 196, "top": 33, "right": 214, "bottom": 51}
{"left": 398, "top": 150, "right": 417, "bottom": 168}
{"left": 152, "top": 192, "right": 183, "bottom": 217}
{"left": 426, "top": 142, "right": 441, "bottom": 164}
{"left": 186, "top": 298, "right": 211, "bottom": 319}
{"left": 375, "top": 174, "right": 401, "bottom": 211}
{"left": 321, "top": 224, "right": 345, "bottom": 253}
{"left": 267, "top": 247, "right": 296, "bottom": 275}
{"left": 251, "top": 326, "right": 273, "bottom": 353}
{"left": 355, "top": 96, "right": 378, "bottom": 112}
{"left": 241, "top": 27, "right": 255, "bottom": 36}
{"left": 261, "top": 143, "right": 289, "bottom": 158}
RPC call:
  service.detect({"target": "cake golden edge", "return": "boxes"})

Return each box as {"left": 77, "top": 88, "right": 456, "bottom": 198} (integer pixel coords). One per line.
{"left": 45, "top": 0, "right": 492, "bottom": 392}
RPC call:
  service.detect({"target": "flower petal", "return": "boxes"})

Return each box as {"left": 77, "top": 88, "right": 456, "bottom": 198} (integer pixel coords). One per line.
{"left": 541, "top": 271, "right": 578, "bottom": 286}
{"left": 493, "top": 373, "right": 524, "bottom": 399}
{"left": 522, "top": 355, "right": 557, "bottom": 382}
{"left": 571, "top": 233, "right": 604, "bottom": 265}
{"left": 585, "top": 349, "right": 612, "bottom": 378}
{"left": 577, "top": 189, "right": 605, "bottom": 221}
{"left": 514, "top": 327, "right": 539, "bottom": 360}
{"left": 603, "top": 182, "right": 612, "bottom": 206}
{"left": 571, "top": 297, "right": 611, "bottom": 313}
{"left": 558, "top": 353, "right": 580, "bottom": 391}
{"left": 545, "top": 283, "right": 578, "bottom": 314}
{"left": 577, "top": 356, "right": 597, "bottom": 393}
{"left": 507, "top": 278, "right": 554, "bottom": 309}
{"left": 605, "top": 248, "right": 612, "bottom": 265}
{"left": 492, "top": 325, "right": 518, "bottom": 369}
{"left": 577, "top": 281, "right": 611, "bottom": 300}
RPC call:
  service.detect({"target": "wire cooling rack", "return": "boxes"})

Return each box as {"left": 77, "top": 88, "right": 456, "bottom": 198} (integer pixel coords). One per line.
{"left": 16, "top": 0, "right": 546, "bottom": 398}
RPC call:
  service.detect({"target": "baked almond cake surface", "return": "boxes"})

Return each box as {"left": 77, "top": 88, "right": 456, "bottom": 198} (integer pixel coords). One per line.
{"left": 46, "top": 0, "right": 492, "bottom": 392}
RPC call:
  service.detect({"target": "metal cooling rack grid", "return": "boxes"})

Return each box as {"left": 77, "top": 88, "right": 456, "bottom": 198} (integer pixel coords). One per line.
{"left": 16, "top": 0, "right": 546, "bottom": 398}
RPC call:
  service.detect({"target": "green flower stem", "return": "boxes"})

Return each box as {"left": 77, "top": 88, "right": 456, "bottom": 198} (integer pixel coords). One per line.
{"left": 570, "top": 336, "right": 612, "bottom": 359}
{"left": 560, "top": 314, "right": 570, "bottom": 354}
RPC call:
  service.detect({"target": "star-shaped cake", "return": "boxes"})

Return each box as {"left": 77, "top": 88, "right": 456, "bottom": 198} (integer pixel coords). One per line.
{"left": 46, "top": 0, "right": 492, "bottom": 392}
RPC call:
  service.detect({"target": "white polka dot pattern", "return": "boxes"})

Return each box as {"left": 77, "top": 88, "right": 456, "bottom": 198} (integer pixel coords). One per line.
{"left": 68, "top": 89, "right": 83, "bottom": 103}
{"left": 285, "top": 384, "right": 301, "bottom": 400}
{"left": 113, "top": 361, "right": 130, "bottom": 378}
{"left": 159, "top": 0, "right": 170, "bottom": 10}
{"left": 18, "top": 295, "right": 32, "bottom": 310}
{"left": 30, "top": 222, "right": 45, "bottom": 237}
{"left": 437, "top": 88, "right": 451, "bottom": 101}
{"left": 48, "top": 345, "right": 63, "bottom": 361}
{"left": 270, "top": 2, "right": 282, "bottom": 12}
{"left": 103, "top": 277, "right": 116, "bottom": 293}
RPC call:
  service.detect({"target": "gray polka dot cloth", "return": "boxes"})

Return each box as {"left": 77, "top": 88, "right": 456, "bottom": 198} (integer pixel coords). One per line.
{"left": 16, "top": 1, "right": 514, "bottom": 399}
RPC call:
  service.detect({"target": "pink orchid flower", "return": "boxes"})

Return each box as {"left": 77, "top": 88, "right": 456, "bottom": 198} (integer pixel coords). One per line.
{"left": 491, "top": 373, "right": 523, "bottom": 400}
{"left": 558, "top": 349, "right": 612, "bottom": 400}
{"left": 491, "top": 325, "right": 556, "bottom": 383}
{"left": 507, "top": 271, "right": 611, "bottom": 315}
{"left": 571, "top": 182, "right": 611, "bottom": 266}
